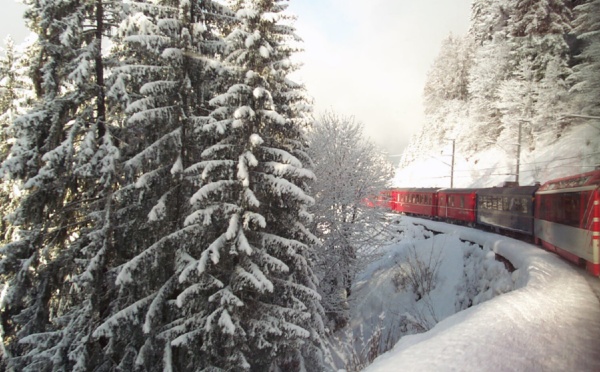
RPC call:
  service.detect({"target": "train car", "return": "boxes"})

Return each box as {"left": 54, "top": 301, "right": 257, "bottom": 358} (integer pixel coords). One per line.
{"left": 476, "top": 185, "right": 539, "bottom": 236}
{"left": 437, "top": 188, "right": 478, "bottom": 224}
{"left": 390, "top": 188, "right": 439, "bottom": 218}
{"left": 534, "top": 169, "right": 600, "bottom": 276}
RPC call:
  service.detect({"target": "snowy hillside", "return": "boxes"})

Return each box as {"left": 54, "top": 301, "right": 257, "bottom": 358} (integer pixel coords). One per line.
{"left": 351, "top": 217, "right": 600, "bottom": 372}
{"left": 392, "top": 0, "right": 600, "bottom": 189}
{"left": 393, "top": 123, "right": 600, "bottom": 188}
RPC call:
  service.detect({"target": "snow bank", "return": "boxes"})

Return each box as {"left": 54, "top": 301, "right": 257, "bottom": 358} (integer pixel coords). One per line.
{"left": 328, "top": 218, "right": 514, "bottom": 370}
{"left": 363, "top": 217, "right": 600, "bottom": 372}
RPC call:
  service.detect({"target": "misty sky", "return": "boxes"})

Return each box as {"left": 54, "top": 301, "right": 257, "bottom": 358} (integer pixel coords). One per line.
{"left": 0, "top": 0, "right": 473, "bottom": 158}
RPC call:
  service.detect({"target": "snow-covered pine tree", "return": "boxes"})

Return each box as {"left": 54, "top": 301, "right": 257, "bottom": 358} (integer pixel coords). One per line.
{"left": 0, "top": 0, "right": 122, "bottom": 369}
{"left": 158, "top": 0, "right": 327, "bottom": 369}
{"left": 0, "top": 37, "right": 34, "bottom": 245}
{"left": 421, "top": 34, "right": 473, "bottom": 155}
{"left": 469, "top": 0, "right": 510, "bottom": 46}
{"left": 502, "top": 0, "right": 574, "bottom": 147}
{"left": 570, "top": 0, "right": 600, "bottom": 116}
{"left": 465, "top": 1, "right": 513, "bottom": 151}
{"left": 307, "top": 111, "right": 393, "bottom": 332}
{"left": 466, "top": 34, "right": 512, "bottom": 150}
{"left": 91, "top": 1, "right": 233, "bottom": 370}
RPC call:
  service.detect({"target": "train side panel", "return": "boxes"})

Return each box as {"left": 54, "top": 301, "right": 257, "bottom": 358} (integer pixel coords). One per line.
{"left": 476, "top": 185, "right": 539, "bottom": 236}
{"left": 534, "top": 170, "right": 600, "bottom": 276}
{"left": 437, "top": 189, "right": 477, "bottom": 224}
{"left": 593, "top": 189, "right": 600, "bottom": 276}
{"left": 390, "top": 188, "right": 439, "bottom": 218}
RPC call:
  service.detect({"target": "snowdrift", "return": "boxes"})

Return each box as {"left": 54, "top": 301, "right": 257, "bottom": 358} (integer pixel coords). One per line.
{"left": 362, "top": 217, "right": 600, "bottom": 372}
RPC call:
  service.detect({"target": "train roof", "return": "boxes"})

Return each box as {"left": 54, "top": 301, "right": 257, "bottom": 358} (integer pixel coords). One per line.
{"left": 390, "top": 188, "right": 441, "bottom": 193}
{"left": 437, "top": 188, "right": 479, "bottom": 194}
{"left": 537, "top": 169, "right": 600, "bottom": 192}
{"left": 476, "top": 184, "right": 539, "bottom": 196}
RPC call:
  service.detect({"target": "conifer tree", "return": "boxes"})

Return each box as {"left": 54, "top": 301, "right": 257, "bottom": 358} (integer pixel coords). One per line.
{"left": 469, "top": 0, "right": 510, "bottom": 45}
{"left": 466, "top": 1, "right": 513, "bottom": 150}
{"left": 0, "top": 0, "right": 121, "bottom": 369}
{"left": 422, "top": 34, "right": 473, "bottom": 152}
{"left": 91, "top": 1, "right": 234, "bottom": 370}
{"left": 502, "top": 0, "right": 574, "bottom": 145}
{"left": 151, "top": 0, "right": 327, "bottom": 369}
{"left": 0, "top": 37, "right": 33, "bottom": 245}
{"left": 570, "top": 0, "right": 600, "bottom": 116}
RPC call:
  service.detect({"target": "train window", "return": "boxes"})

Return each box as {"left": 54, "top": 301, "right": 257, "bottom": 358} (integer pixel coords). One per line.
{"left": 561, "top": 194, "right": 580, "bottom": 227}
{"left": 449, "top": 196, "right": 455, "bottom": 207}
{"left": 537, "top": 193, "right": 583, "bottom": 228}
{"left": 521, "top": 198, "right": 528, "bottom": 214}
{"left": 460, "top": 196, "right": 465, "bottom": 208}
{"left": 503, "top": 197, "right": 509, "bottom": 211}
{"left": 538, "top": 195, "right": 555, "bottom": 222}
{"left": 511, "top": 197, "right": 523, "bottom": 213}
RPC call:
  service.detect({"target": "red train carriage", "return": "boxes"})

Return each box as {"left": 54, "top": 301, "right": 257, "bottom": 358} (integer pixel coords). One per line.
{"left": 437, "top": 189, "right": 478, "bottom": 224}
{"left": 534, "top": 169, "right": 600, "bottom": 276}
{"left": 390, "top": 188, "right": 439, "bottom": 218}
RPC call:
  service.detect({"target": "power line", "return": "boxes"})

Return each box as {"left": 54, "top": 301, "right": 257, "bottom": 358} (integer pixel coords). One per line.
{"left": 398, "top": 152, "right": 600, "bottom": 182}
{"left": 448, "top": 152, "right": 600, "bottom": 173}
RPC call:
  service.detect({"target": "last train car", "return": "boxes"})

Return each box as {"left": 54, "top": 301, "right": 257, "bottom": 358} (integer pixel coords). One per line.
{"left": 389, "top": 188, "right": 439, "bottom": 218}
{"left": 534, "top": 169, "right": 600, "bottom": 276}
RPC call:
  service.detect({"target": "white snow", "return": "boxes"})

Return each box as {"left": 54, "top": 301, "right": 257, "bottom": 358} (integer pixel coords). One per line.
{"left": 355, "top": 217, "right": 600, "bottom": 372}
{"left": 393, "top": 124, "right": 600, "bottom": 188}
{"left": 249, "top": 133, "right": 264, "bottom": 146}
{"left": 259, "top": 45, "right": 270, "bottom": 59}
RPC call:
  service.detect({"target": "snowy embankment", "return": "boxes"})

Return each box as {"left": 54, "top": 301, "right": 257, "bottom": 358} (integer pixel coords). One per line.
{"left": 362, "top": 217, "right": 600, "bottom": 372}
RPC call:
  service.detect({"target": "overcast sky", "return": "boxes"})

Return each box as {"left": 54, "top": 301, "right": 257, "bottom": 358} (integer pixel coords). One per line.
{"left": 0, "top": 0, "right": 473, "bottom": 157}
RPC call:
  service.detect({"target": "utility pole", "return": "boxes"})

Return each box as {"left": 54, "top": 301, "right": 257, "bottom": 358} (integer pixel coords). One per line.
{"left": 516, "top": 120, "right": 522, "bottom": 185}
{"left": 450, "top": 139, "right": 455, "bottom": 188}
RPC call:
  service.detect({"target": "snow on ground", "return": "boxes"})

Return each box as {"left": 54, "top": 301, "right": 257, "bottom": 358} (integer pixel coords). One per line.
{"left": 359, "top": 217, "right": 600, "bottom": 372}
{"left": 392, "top": 124, "right": 600, "bottom": 188}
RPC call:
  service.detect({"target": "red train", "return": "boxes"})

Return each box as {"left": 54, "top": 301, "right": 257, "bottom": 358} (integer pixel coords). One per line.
{"left": 386, "top": 169, "right": 600, "bottom": 277}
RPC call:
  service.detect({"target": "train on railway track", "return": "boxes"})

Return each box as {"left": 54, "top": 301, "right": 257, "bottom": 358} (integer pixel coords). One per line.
{"left": 381, "top": 169, "right": 600, "bottom": 277}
